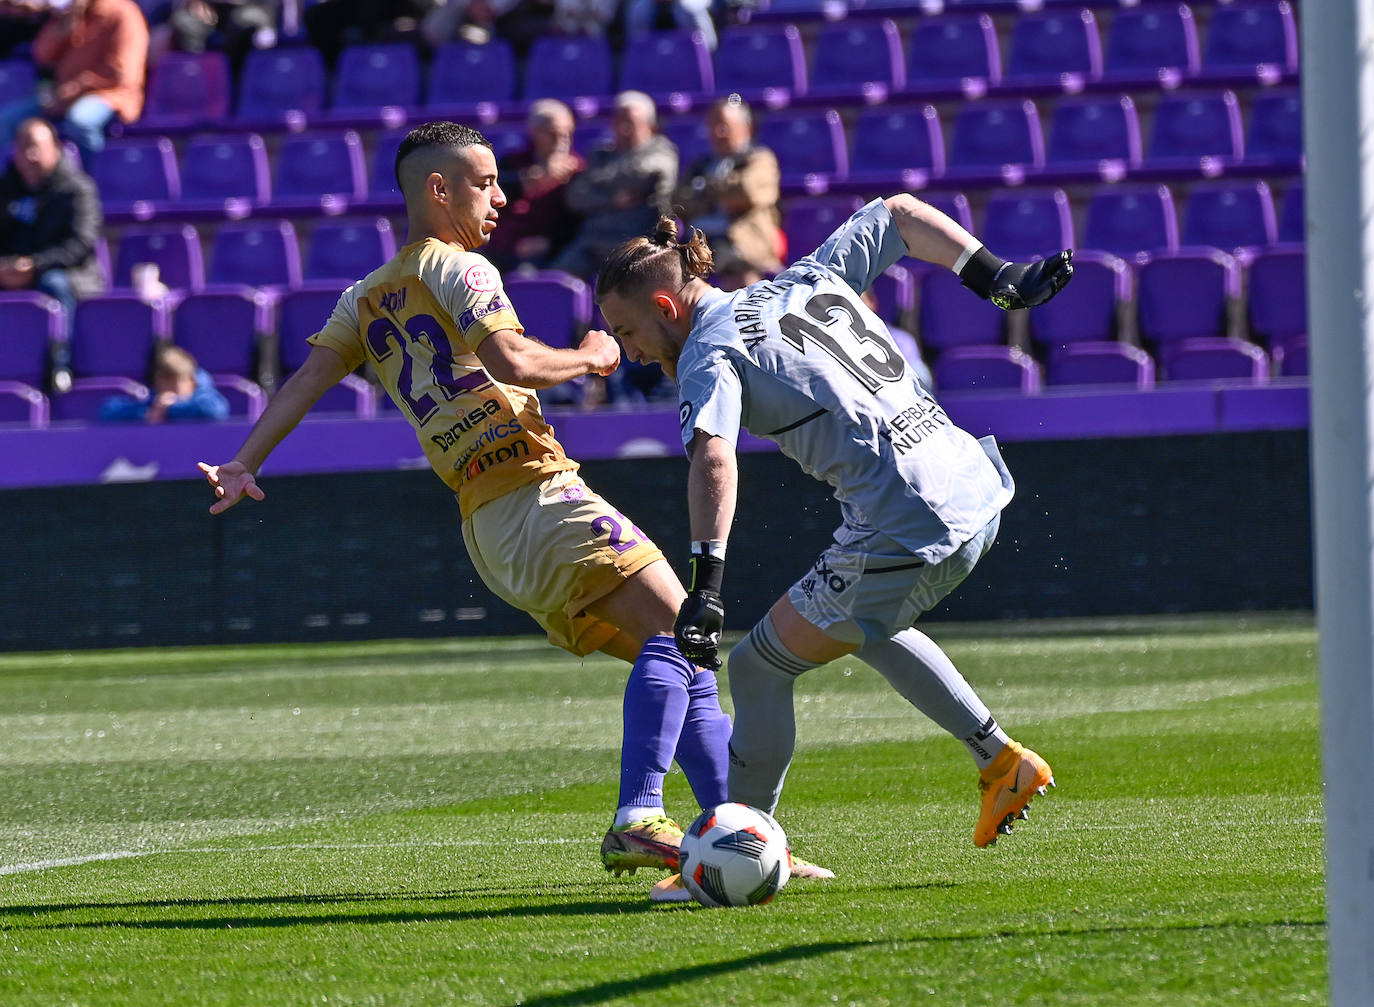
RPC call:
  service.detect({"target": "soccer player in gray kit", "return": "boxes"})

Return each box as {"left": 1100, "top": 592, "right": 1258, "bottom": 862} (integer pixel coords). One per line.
{"left": 595, "top": 195, "right": 1070, "bottom": 893}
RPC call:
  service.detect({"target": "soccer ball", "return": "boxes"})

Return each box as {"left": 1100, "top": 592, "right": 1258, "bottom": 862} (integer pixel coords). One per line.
{"left": 679, "top": 802, "right": 791, "bottom": 907}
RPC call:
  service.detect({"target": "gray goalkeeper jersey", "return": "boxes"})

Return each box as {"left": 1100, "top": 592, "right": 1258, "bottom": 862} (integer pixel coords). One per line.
{"left": 677, "top": 198, "right": 1015, "bottom": 565}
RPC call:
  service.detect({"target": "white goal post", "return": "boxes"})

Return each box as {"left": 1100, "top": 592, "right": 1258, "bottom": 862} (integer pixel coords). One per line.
{"left": 1305, "top": 3, "right": 1374, "bottom": 1003}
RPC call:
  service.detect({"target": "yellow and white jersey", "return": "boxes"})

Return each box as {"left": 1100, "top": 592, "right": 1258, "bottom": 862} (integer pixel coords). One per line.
{"left": 308, "top": 238, "right": 578, "bottom": 515}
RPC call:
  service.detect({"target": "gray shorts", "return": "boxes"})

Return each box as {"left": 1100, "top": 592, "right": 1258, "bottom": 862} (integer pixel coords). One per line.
{"left": 786, "top": 513, "right": 1002, "bottom": 645}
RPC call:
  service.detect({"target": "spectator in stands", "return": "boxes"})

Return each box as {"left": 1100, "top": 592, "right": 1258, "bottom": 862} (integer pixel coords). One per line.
{"left": 0, "top": 116, "right": 102, "bottom": 389}
{"left": 0, "top": 0, "right": 46, "bottom": 59}
{"left": 551, "top": 90, "right": 677, "bottom": 280}
{"left": 624, "top": 0, "right": 715, "bottom": 49}
{"left": 99, "top": 344, "right": 230, "bottom": 423}
{"left": 0, "top": 0, "right": 149, "bottom": 167}
{"left": 305, "top": 0, "right": 428, "bottom": 67}
{"left": 149, "top": 1, "right": 280, "bottom": 74}
{"left": 484, "top": 98, "right": 583, "bottom": 272}
{"left": 674, "top": 94, "right": 782, "bottom": 290}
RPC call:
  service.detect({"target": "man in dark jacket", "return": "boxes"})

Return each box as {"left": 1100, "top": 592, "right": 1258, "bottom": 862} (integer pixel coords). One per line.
{"left": 0, "top": 116, "right": 104, "bottom": 387}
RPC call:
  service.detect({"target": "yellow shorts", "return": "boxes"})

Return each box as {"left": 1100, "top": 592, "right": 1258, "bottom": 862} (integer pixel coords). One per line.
{"left": 462, "top": 470, "right": 665, "bottom": 656}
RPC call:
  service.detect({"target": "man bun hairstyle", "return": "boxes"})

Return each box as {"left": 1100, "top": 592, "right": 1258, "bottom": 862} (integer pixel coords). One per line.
{"left": 596, "top": 214, "right": 715, "bottom": 301}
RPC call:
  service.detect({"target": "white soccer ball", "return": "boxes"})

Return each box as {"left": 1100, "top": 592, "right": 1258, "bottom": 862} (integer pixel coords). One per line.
{"left": 679, "top": 802, "right": 791, "bottom": 907}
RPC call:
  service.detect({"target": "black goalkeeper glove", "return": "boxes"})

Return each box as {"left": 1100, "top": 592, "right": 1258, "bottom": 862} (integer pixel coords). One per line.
{"left": 959, "top": 247, "right": 1074, "bottom": 310}
{"left": 675, "top": 552, "right": 726, "bottom": 671}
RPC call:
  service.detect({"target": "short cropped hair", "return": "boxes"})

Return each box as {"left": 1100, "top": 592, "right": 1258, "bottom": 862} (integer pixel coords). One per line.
{"left": 394, "top": 121, "right": 493, "bottom": 189}
{"left": 596, "top": 215, "right": 714, "bottom": 302}
{"left": 613, "top": 90, "right": 657, "bottom": 127}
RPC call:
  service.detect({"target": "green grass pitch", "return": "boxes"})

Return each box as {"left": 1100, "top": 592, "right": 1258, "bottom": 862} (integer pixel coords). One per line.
{"left": 0, "top": 615, "right": 1324, "bottom": 1005}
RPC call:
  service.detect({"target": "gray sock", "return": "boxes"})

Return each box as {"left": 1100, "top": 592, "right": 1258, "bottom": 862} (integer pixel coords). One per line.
{"left": 725, "top": 618, "right": 819, "bottom": 814}
{"left": 857, "top": 628, "right": 1009, "bottom": 769}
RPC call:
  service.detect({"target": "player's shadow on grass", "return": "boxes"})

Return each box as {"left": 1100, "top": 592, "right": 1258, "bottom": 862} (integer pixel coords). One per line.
{"left": 10, "top": 893, "right": 659, "bottom": 932}
{"left": 0, "top": 883, "right": 609, "bottom": 918}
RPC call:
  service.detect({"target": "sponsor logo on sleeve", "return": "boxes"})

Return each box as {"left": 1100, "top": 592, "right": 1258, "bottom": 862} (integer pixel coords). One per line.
{"left": 679, "top": 401, "right": 694, "bottom": 430}
{"left": 462, "top": 262, "right": 499, "bottom": 294}
{"left": 456, "top": 295, "right": 510, "bottom": 334}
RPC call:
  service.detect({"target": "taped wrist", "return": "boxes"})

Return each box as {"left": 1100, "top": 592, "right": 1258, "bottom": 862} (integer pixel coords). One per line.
{"left": 688, "top": 552, "right": 726, "bottom": 595}
{"left": 957, "top": 245, "right": 1008, "bottom": 299}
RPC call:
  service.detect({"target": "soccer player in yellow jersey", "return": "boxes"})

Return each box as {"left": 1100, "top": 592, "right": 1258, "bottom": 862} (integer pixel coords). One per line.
{"left": 198, "top": 122, "right": 830, "bottom": 898}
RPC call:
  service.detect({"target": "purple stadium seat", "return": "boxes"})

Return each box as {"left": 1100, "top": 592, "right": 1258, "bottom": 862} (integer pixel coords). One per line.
{"left": 0, "top": 59, "right": 36, "bottom": 106}
{"left": 208, "top": 221, "right": 302, "bottom": 289}
{"left": 0, "top": 292, "right": 62, "bottom": 386}
{"left": 236, "top": 46, "right": 327, "bottom": 123}
{"left": 948, "top": 99, "right": 1044, "bottom": 175}
{"left": 714, "top": 24, "right": 807, "bottom": 99}
{"left": 70, "top": 294, "right": 167, "bottom": 379}
{"left": 140, "top": 52, "right": 231, "bottom": 128}
{"left": 1273, "top": 336, "right": 1307, "bottom": 377}
{"left": 305, "top": 218, "right": 396, "bottom": 282}
{"left": 0, "top": 382, "right": 47, "bottom": 426}
{"left": 869, "top": 264, "right": 915, "bottom": 325}
{"left": 755, "top": 109, "right": 848, "bottom": 183}
{"left": 329, "top": 43, "right": 421, "bottom": 114}
{"left": 1029, "top": 249, "right": 1130, "bottom": 348}
{"left": 1138, "top": 247, "right": 1241, "bottom": 345}
{"left": 1046, "top": 95, "right": 1141, "bottom": 167}
{"left": 180, "top": 134, "right": 271, "bottom": 205}
{"left": 621, "top": 31, "right": 714, "bottom": 100}
{"left": 661, "top": 116, "right": 712, "bottom": 172}
{"left": 1163, "top": 337, "right": 1269, "bottom": 383}
{"left": 1181, "top": 180, "right": 1277, "bottom": 252}
{"left": 905, "top": 14, "right": 1000, "bottom": 91}
{"left": 173, "top": 287, "right": 272, "bottom": 378}
{"left": 782, "top": 197, "right": 862, "bottom": 260}
{"left": 1247, "top": 244, "right": 1306, "bottom": 348}
{"left": 918, "top": 270, "right": 1006, "bottom": 355}
{"left": 1046, "top": 341, "right": 1155, "bottom": 389}
{"left": 982, "top": 189, "right": 1073, "bottom": 259}
{"left": 1246, "top": 88, "right": 1301, "bottom": 168}
{"left": 278, "top": 282, "right": 342, "bottom": 374}
{"left": 1005, "top": 8, "right": 1102, "bottom": 85}
{"left": 113, "top": 225, "right": 205, "bottom": 292}
{"left": 366, "top": 129, "right": 408, "bottom": 205}
{"left": 89, "top": 137, "right": 180, "bottom": 208}
{"left": 1146, "top": 90, "right": 1244, "bottom": 165}
{"left": 1202, "top": 1, "right": 1298, "bottom": 75}
{"left": 51, "top": 377, "right": 147, "bottom": 422}
{"left": 1103, "top": 3, "right": 1199, "bottom": 82}
{"left": 1278, "top": 181, "right": 1303, "bottom": 243}
{"left": 934, "top": 345, "right": 1040, "bottom": 394}
{"left": 524, "top": 35, "right": 613, "bottom": 101}
{"left": 212, "top": 373, "right": 267, "bottom": 420}
{"left": 426, "top": 39, "right": 517, "bottom": 110}
{"left": 503, "top": 271, "right": 592, "bottom": 350}
{"left": 1083, "top": 184, "right": 1179, "bottom": 256}
{"left": 810, "top": 19, "right": 905, "bottom": 98}
{"left": 848, "top": 105, "right": 944, "bottom": 187}
{"left": 272, "top": 130, "right": 367, "bottom": 206}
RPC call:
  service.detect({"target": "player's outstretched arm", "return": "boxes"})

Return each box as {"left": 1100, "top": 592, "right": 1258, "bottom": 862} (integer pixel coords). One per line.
{"left": 675, "top": 431, "right": 740, "bottom": 670}
{"left": 883, "top": 193, "right": 1073, "bottom": 310}
{"left": 476, "top": 327, "right": 620, "bottom": 388}
{"left": 197, "top": 344, "right": 350, "bottom": 515}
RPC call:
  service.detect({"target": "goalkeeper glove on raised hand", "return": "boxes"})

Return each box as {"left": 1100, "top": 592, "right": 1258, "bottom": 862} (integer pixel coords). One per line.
{"left": 675, "top": 546, "right": 726, "bottom": 671}
{"left": 958, "top": 246, "right": 1074, "bottom": 310}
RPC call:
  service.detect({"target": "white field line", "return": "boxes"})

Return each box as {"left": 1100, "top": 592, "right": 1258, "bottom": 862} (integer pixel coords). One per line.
{"left": 0, "top": 817, "right": 1324, "bottom": 878}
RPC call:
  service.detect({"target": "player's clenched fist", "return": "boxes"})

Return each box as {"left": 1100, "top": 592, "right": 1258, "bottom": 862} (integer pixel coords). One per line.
{"left": 580, "top": 329, "right": 622, "bottom": 377}
{"left": 198, "top": 460, "right": 265, "bottom": 514}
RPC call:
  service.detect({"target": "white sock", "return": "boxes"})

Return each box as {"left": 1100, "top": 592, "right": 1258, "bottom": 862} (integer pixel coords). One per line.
{"left": 614, "top": 804, "right": 665, "bottom": 829}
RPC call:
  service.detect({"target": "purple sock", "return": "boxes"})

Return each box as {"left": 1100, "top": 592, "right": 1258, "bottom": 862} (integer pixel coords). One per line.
{"left": 673, "top": 667, "right": 732, "bottom": 810}
{"left": 618, "top": 635, "right": 694, "bottom": 809}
